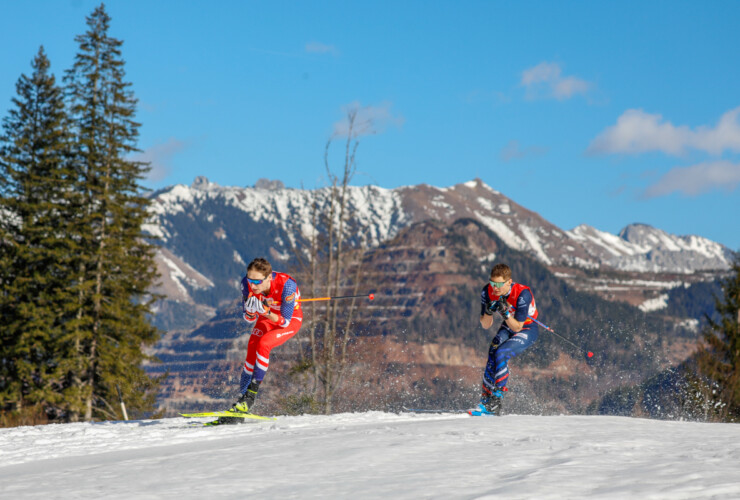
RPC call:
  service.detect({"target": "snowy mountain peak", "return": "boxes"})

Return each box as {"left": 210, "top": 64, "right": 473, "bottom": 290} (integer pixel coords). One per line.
{"left": 618, "top": 223, "right": 732, "bottom": 271}
{"left": 191, "top": 175, "right": 212, "bottom": 190}
{"left": 569, "top": 222, "right": 733, "bottom": 273}
{"left": 144, "top": 178, "right": 732, "bottom": 318}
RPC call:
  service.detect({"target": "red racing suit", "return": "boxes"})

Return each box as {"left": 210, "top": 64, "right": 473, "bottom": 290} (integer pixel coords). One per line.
{"left": 484, "top": 282, "right": 538, "bottom": 328}
{"left": 240, "top": 272, "right": 302, "bottom": 383}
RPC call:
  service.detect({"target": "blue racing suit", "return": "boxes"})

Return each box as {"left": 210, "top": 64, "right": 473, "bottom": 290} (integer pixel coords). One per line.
{"left": 480, "top": 282, "right": 539, "bottom": 392}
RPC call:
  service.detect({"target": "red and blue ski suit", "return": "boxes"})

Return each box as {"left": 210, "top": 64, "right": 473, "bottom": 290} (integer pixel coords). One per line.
{"left": 480, "top": 282, "right": 538, "bottom": 392}
{"left": 239, "top": 272, "right": 302, "bottom": 393}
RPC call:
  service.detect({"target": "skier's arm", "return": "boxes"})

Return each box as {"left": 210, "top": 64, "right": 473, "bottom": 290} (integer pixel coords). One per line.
{"left": 480, "top": 314, "right": 494, "bottom": 329}
{"left": 503, "top": 314, "right": 525, "bottom": 332}
{"left": 480, "top": 288, "right": 494, "bottom": 329}
{"left": 240, "top": 279, "right": 257, "bottom": 323}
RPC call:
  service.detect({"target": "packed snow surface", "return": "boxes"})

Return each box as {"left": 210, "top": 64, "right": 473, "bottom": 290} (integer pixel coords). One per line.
{"left": 2, "top": 412, "right": 740, "bottom": 499}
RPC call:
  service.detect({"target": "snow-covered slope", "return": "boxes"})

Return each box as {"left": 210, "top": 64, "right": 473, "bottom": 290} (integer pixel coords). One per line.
{"left": 2, "top": 412, "right": 740, "bottom": 499}
{"left": 151, "top": 247, "right": 215, "bottom": 302}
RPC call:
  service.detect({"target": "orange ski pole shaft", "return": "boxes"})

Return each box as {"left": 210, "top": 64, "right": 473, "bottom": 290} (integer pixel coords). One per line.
{"left": 299, "top": 293, "right": 375, "bottom": 303}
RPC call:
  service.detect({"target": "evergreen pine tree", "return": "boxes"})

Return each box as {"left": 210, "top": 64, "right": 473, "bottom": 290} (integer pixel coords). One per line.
{"left": 696, "top": 252, "right": 740, "bottom": 421}
{"left": 62, "top": 3, "right": 161, "bottom": 422}
{"left": 0, "top": 47, "right": 76, "bottom": 425}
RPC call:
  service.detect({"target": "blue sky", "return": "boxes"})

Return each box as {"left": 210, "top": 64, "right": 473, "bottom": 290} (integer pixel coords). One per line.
{"left": 2, "top": 1, "right": 739, "bottom": 250}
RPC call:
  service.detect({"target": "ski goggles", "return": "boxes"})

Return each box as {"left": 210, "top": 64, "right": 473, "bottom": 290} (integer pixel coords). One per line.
{"left": 247, "top": 277, "right": 267, "bottom": 285}
{"left": 489, "top": 280, "right": 508, "bottom": 288}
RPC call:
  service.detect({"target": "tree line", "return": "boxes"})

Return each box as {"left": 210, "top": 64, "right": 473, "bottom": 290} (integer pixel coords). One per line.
{"left": 696, "top": 256, "right": 740, "bottom": 421}
{"left": 0, "top": 4, "right": 161, "bottom": 426}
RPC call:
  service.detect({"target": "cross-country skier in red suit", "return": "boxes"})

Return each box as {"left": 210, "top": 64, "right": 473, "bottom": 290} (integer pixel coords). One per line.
{"left": 225, "top": 257, "right": 302, "bottom": 417}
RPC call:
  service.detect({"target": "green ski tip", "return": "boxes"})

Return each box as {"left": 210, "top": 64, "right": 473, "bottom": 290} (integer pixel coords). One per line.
{"left": 180, "top": 410, "right": 276, "bottom": 421}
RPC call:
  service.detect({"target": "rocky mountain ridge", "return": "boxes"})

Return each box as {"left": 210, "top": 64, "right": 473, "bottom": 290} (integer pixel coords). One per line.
{"left": 144, "top": 177, "right": 733, "bottom": 330}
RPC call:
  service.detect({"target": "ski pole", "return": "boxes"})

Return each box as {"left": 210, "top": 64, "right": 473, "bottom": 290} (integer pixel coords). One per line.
{"left": 299, "top": 293, "right": 375, "bottom": 303}
{"left": 528, "top": 315, "right": 594, "bottom": 358}
{"left": 506, "top": 306, "right": 594, "bottom": 358}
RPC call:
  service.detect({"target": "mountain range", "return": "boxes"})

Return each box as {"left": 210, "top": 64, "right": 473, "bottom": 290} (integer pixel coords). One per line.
{"left": 144, "top": 177, "right": 733, "bottom": 331}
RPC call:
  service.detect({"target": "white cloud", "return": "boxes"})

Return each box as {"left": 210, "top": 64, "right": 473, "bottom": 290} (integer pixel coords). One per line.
{"left": 332, "top": 101, "right": 404, "bottom": 138}
{"left": 305, "top": 41, "right": 339, "bottom": 56}
{"left": 522, "top": 62, "right": 561, "bottom": 85}
{"left": 642, "top": 160, "right": 740, "bottom": 198}
{"left": 500, "top": 140, "right": 548, "bottom": 162}
{"left": 521, "top": 62, "right": 591, "bottom": 100}
{"left": 132, "top": 138, "right": 189, "bottom": 182}
{"left": 589, "top": 107, "right": 740, "bottom": 156}
{"left": 553, "top": 76, "right": 591, "bottom": 100}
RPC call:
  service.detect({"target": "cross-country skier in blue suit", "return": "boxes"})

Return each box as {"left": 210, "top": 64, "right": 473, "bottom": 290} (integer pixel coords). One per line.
{"left": 475, "top": 262, "right": 539, "bottom": 415}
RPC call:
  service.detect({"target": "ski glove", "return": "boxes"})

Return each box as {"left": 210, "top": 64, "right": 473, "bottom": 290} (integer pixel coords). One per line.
{"left": 244, "top": 296, "right": 261, "bottom": 314}
{"left": 489, "top": 298, "right": 511, "bottom": 319}
{"left": 484, "top": 301, "right": 494, "bottom": 316}
{"left": 242, "top": 296, "right": 258, "bottom": 322}
{"left": 255, "top": 299, "right": 269, "bottom": 316}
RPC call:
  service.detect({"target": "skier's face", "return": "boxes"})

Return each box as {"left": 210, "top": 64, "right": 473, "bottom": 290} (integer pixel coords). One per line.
{"left": 489, "top": 276, "right": 512, "bottom": 297}
{"left": 247, "top": 271, "right": 272, "bottom": 295}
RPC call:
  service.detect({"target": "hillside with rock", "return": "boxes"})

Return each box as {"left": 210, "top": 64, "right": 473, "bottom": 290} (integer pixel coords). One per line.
{"left": 147, "top": 218, "right": 709, "bottom": 416}
{"left": 144, "top": 178, "right": 732, "bottom": 332}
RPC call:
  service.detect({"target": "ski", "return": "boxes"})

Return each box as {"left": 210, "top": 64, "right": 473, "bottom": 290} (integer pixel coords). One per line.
{"left": 467, "top": 410, "right": 497, "bottom": 417}
{"left": 189, "top": 419, "right": 254, "bottom": 427}
{"left": 180, "top": 410, "right": 276, "bottom": 421}
{"left": 403, "top": 407, "right": 498, "bottom": 417}
{"left": 467, "top": 402, "right": 501, "bottom": 416}
{"left": 188, "top": 420, "right": 223, "bottom": 427}
{"left": 402, "top": 407, "right": 469, "bottom": 414}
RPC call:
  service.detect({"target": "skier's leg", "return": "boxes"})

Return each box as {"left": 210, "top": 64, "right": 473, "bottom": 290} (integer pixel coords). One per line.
{"left": 482, "top": 332, "right": 506, "bottom": 389}
{"left": 251, "top": 317, "right": 301, "bottom": 384}
{"left": 478, "top": 327, "right": 538, "bottom": 414}
{"left": 242, "top": 319, "right": 273, "bottom": 393}
{"left": 232, "top": 315, "right": 302, "bottom": 413}
{"left": 479, "top": 330, "right": 509, "bottom": 413}
{"left": 227, "top": 320, "right": 275, "bottom": 417}
{"left": 491, "top": 327, "right": 538, "bottom": 389}
{"left": 240, "top": 365, "right": 252, "bottom": 395}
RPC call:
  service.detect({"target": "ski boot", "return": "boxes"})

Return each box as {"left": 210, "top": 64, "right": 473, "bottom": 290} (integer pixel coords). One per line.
{"left": 218, "top": 380, "right": 260, "bottom": 424}
{"left": 470, "top": 387, "right": 505, "bottom": 416}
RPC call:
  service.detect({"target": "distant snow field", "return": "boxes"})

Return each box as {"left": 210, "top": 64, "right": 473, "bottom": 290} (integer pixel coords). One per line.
{"left": 2, "top": 412, "right": 740, "bottom": 499}
{"left": 639, "top": 293, "right": 670, "bottom": 312}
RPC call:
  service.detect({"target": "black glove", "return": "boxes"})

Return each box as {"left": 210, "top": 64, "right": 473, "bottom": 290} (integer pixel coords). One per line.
{"left": 484, "top": 300, "right": 496, "bottom": 316}
{"left": 489, "top": 298, "right": 510, "bottom": 319}
{"left": 483, "top": 302, "right": 493, "bottom": 316}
